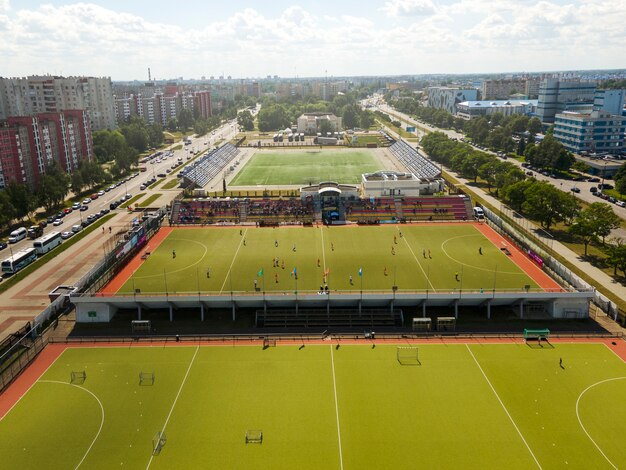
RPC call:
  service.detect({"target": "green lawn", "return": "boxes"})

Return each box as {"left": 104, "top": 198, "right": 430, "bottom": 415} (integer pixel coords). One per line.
{"left": 1, "top": 342, "right": 624, "bottom": 469}
{"left": 119, "top": 225, "right": 539, "bottom": 295}
{"left": 229, "top": 150, "right": 382, "bottom": 186}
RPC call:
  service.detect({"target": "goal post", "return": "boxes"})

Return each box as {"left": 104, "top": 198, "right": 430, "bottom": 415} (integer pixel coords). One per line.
{"left": 139, "top": 371, "right": 155, "bottom": 386}
{"left": 152, "top": 431, "right": 166, "bottom": 455}
{"left": 131, "top": 320, "right": 151, "bottom": 334}
{"left": 70, "top": 371, "right": 87, "bottom": 384}
{"left": 245, "top": 429, "right": 263, "bottom": 444}
{"left": 397, "top": 346, "right": 420, "bottom": 365}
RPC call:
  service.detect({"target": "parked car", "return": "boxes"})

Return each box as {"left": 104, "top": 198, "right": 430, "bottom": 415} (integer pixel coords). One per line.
{"left": 140, "top": 184, "right": 147, "bottom": 190}
{"left": 82, "top": 198, "right": 91, "bottom": 205}
{"left": 80, "top": 205, "right": 89, "bottom": 211}
{"left": 157, "top": 173, "right": 166, "bottom": 178}
{"left": 124, "top": 193, "right": 132, "bottom": 200}
{"left": 72, "top": 202, "right": 82, "bottom": 210}
{"left": 97, "top": 190, "right": 105, "bottom": 196}
{"left": 590, "top": 187, "right": 598, "bottom": 193}
{"left": 47, "top": 216, "right": 56, "bottom": 223}
{"left": 616, "top": 200, "right": 626, "bottom": 208}
{"left": 61, "top": 231, "right": 73, "bottom": 239}
{"left": 0, "top": 241, "right": 7, "bottom": 251}
{"left": 588, "top": 177, "right": 600, "bottom": 182}
{"left": 53, "top": 218, "right": 63, "bottom": 226}
{"left": 63, "top": 207, "right": 73, "bottom": 214}
{"left": 87, "top": 214, "right": 97, "bottom": 223}
{"left": 570, "top": 187, "right": 580, "bottom": 193}
{"left": 110, "top": 201, "right": 119, "bottom": 210}
{"left": 38, "top": 220, "right": 48, "bottom": 228}
{"left": 99, "top": 209, "right": 110, "bottom": 216}
{"left": 598, "top": 183, "right": 614, "bottom": 190}
{"left": 90, "top": 193, "right": 99, "bottom": 200}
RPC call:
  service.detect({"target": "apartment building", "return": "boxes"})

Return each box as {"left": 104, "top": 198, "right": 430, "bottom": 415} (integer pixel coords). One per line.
{"left": 0, "top": 110, "right": 93, "bottom": 189}
{"left": 0, "top": 76, "right": 115, "bottom": 131}
{"left": 553, "top": 110, "right": 626, "bottom": 154}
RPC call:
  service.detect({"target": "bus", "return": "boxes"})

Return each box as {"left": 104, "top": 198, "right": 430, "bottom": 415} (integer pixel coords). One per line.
{"left": 1, "top": 247, "right": 37, "bottom": 274}
{"left": 33, "top": 231, "right": 63, "bottom": 255}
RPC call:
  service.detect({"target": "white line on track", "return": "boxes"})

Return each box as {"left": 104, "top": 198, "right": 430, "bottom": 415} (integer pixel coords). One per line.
{"left": 399, "top": 231, "right": 436, "bottom": 292}
{"left": 329, "top": 345, "right": 344, "bottom": 470}
{"left": 465, "top": 344, "right": 542, "bottom": 469}
{"left": 146, "top": 345, "right": 199, "bottom": 470}
{"left": 39, "top": 380, "right": 105, "bottom": 470}
{"left": 575, "top": 376, "right": 625, "bottom": 469}
{"left": 219, "top": 228, "right": 248, "bottom": 293}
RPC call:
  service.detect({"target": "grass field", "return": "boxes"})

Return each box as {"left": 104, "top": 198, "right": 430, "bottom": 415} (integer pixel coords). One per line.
{"left": 229, "top": 150, "right": 382, "bottom": 186}
{"left": 1, "top": 341, "right": 624, "bottom": 469}
{"left": 114, "top": 224, "right": 545, "bottom": 295}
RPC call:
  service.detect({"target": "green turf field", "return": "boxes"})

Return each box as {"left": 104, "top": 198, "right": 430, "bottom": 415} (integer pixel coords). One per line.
{"left": 229, "top": 150, "right": 382, "bottom": 185}
{"left": 1, "top": 342, "right": 624, "bottom": 469}
{"left": 118, "top": 225, "right": 540, "bottom": 295}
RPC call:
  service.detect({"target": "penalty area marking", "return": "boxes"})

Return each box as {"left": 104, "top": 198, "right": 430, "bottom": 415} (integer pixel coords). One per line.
{"left": 131, "top": 238, "right": 210, "bottom": 280}
{"left": 441, "top": 235, "right": 523, "bottom": 275}
{"left": 465, "top": 345, "right": 542, "bottom": 469}
{"left": 575, "top": 376, "right": 626, "bottom": 470}
{"left": 39, "top": 380, "right": 105, "bottom": 470}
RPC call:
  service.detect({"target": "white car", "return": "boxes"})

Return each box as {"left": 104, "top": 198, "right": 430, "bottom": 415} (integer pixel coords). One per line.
{"left": 616, "top": 200, "right": 626, "bottom": 208}
{"left": 53, "top": 219, "right": 63, "bottom": 226}
{"left": 97, "top": 190, "right": 105, "bottom": 196}
{"left": 72, "top": 202, "right": 81, "bottom": 210}
{"left": 61, "top": 231, "right": 73, "bottom": 239}
{"left": 82, "top": 198, "right": 91, "bottom": 205}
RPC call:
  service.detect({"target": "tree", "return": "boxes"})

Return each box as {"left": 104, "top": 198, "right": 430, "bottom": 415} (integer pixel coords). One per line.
{"left": 80, "top": 161, "right": 106, "bottom": 190}
{"left": 569, "top": 203, "right": 620, "bottom": 255}
{"left": 5, "top": 182, "right": 37, "bottom": 221}
{"left": 527, "top": 117, "right": 542, "bottom": 135}
{"left": 166, "top": 118, "right": 178, "bottom": 132}
{"left": 614, "top": 163, "right": 626, "bottom": 195}
{"left": 359, "top": 110, "right": 374, "bottom": 129}
{"left": 0, "top": 190, "right": 16, "bottom": 227}
{"left": 37, "top": 162, "right": 69, "bottom": 211}
{"left": 257, "top": 104, "right": 291, "bottom": 132}
{"left": 147, "top": 123, "right": 164, "bottom": 148}
{"left": 606, "top": 239, "right": 626, "bottom": 277}
{"left": 237, "top": 110, "right": 255, "bottom": 131}
{"left": 516, "top": 137, "right": 526, "bottom": 156}
{"left": 92, "top": 129, "right": 127, "bottom": 163}
{"left": 522, "top": 181, "right": 579, "bottom": 230}
{"left": 341, "top": 104, "right": 360, "bottom": 129}
{"left": 121, "top": 123, "right": 149, "bottom": 152}
{"left": 478, "top": 159, "right": 505, "bottom": 192}
{"left": 319, "top": 119, "right": 333, "bottom": 135}
{"left": 503, "top": 180, "right": 533, "bottom": 212}
{"left": 70, "top": 171, "right": 84, "bottom": 194}
{"left": 178, "top": 109, "right": 194, "bottom": 131}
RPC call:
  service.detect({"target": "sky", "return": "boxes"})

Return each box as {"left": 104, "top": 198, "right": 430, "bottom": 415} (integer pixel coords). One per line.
{"left": 1, "top": 0, "right": 624, "bottom": 80}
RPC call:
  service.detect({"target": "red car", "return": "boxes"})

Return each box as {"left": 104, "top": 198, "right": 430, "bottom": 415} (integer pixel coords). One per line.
{"left": 63, "top": 207, "right": 73, "bottom": 214}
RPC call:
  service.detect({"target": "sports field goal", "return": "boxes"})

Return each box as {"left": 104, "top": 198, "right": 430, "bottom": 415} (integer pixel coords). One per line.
{"left": 397, "top": 346, "right": 420, "bottom": 365}
{"left": 436, "top": 317, "right": 456, "bottom": 332}
{"left": 263, "top": 337, "right": 277, "bottom": 349}
{"left": 523, "top": 328, "right": 550, "bottom": 342}
{"left": 245, "top": 429, "right": 263, "bottom": 444}
{"left": 70, "top": 371, "right": 87, "bottom": 384}
{"left": 131, "top": 320, "right": 151, "bottom": 334}
{"left": 139, "top": 371, "right": 155, "bottom": 386}
{"left": 152, "top": 431, "right": 166, "bottom": 455}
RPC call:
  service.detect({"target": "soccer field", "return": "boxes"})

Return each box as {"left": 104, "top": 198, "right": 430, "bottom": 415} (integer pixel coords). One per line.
{"left": 1, "top": 341, "right": 625, "bottom": 469}
{"left": 229, "top": 150, "right": 382, "bottom": 186}
{"left": 111, "top": 224, "right": 550, "bottom": 295}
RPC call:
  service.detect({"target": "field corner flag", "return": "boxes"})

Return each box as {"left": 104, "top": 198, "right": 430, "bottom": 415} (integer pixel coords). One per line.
{"left": 358, "top": 267, "right": 363, "bottom": 277}
{"left": 258, "top": 268, "right": 264, "bottom": 277}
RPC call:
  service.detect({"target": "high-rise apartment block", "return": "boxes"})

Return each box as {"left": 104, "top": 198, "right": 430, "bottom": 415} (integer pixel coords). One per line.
{"left": 427, "top": 87, "right": 478, "bottom": 114}
{"left": 536, "top": 79, "right": 596, "bottom": 124}
{"left": 0, "top": 76, "right": 116, "bottom": 131}
{"left": 0, "top": 110, "right": 93, "bottom": 189}
{"left": 481, "top": 79, "right": 527, "bottom": 100}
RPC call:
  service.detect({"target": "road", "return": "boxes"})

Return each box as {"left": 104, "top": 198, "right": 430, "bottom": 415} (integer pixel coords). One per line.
{"left": 1, "top": 118, "right": 242, "bottom": 263}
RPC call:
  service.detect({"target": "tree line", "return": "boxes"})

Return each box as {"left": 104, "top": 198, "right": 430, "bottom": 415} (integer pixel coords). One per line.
{"left": 421, "top": 132, "right": 626, "bottom": 276}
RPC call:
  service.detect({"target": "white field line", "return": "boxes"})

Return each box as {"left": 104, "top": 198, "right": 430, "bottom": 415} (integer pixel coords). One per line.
{"left": 575, "top": 376, "right": 626, "bottom": 469}
{"left": 465, "top": 344, "right": 541, "bottom": 469}
{"left": 146, "top": 345, "right": 200, "bottom": 470}
{"left": 0, "top": 350, "right": 62, "bottom": 421}
{"left": 603, "top": 342, "right": 626, "bottom": 364}
{"left": 400, "top": 233, "right": 436, "bottom": 292}
{"left": 39, "top": 380, "right": 105, "bottom": 470}
{"left": 219, "top": 228, "right": 248, "bottom": 293}
{"left": 329, "top": 345, "right": 344, "bottom": 470}
{"left": 320, "top": 225, "right": 327, "bottom": 272}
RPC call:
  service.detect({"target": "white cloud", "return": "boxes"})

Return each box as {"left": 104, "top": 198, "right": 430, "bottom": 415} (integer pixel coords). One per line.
{"left": 381, "top": 0, "right": 437, "bottom": 17}
{"left": 0, "top": 1, "right": 624, "bottom": 78}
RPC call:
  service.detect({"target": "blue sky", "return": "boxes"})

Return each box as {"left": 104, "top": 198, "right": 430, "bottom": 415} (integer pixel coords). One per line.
{"left": 1, "top": 0, "right": 624, "bottom": 80}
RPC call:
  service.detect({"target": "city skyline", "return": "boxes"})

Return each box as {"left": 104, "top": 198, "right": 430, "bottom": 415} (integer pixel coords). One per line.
{"left": 1, "top": 0, "right": 625, "bottom": 80}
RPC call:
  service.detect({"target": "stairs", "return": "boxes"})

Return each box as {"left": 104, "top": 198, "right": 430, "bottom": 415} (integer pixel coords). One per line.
{"left": 394, "top": 198, "right": 403, "bottom": 219}
{"left": 239, "top": 200, "right": 248, "bottom": 223}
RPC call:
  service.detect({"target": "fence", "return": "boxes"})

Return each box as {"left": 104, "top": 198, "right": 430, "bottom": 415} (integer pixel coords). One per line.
{"left": 482, "top": 206, "right": 624, "bottom": 325}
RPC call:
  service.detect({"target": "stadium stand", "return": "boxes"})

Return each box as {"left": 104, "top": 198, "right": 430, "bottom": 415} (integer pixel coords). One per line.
{"left": 179, "top": 143, "right": 240, "bottom": 188}
{"left": 388, "top": 140, "right": 440, "bottom": 179}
